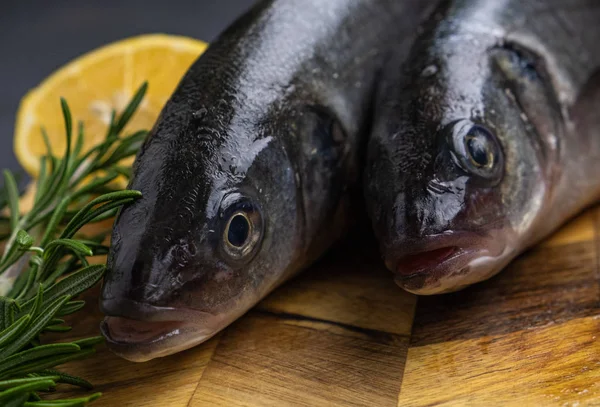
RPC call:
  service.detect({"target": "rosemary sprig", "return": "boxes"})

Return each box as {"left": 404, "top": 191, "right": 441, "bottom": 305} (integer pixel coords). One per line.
{"left": 0, "top": 83, "right": 149, "bottom": 405}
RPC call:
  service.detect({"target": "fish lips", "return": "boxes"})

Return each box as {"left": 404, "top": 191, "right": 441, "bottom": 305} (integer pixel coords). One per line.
{"left": 100, "top": 298, "right": 219, "bottom": 362}
{"left": 386, "top": 231, "right": 504, "bottom": 294}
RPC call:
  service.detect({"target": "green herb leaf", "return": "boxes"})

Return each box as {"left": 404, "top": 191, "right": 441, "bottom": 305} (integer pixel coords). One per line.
{"left": 16, "top": 230, "right": 34, "bottom": 249}
{"left": 0, "top": 314, "right": 30, "bottom": 348}
{"left": 113, "top": 82, "right": 147, "bottom": 135}
{"left": 72, "top": 122, "right": 85, "bottom": 164}
{"left": 3, "top": 348, "right": 95, "bottom": 379}
{"left": 72, "top": 337, "right": 103, "bottom": 349}
{"left": 39, "top": 198, "right": 71, "bottom": 247}
{"left": 0, "top": 298, "right": 16, "bottom": 331}
{"left": 0, "top": 378, "right": 56, "bottom": 402}
{"left": 0, "top": 376, "right": 59, "bottom": 390}
{"left": 60, "top": 191, "right": 142, "bottom": 240}
{"left": 2, "top": 170, "right": 20, "bottom": 233}
{"left": 38, "top": 370, "right": 93, "bottom": 390}
{"left": 0, "top": 80, "right": 147, "bottom": 405}
{"left": 44, "top": 239, "right": 93, "bottom": 258}
{"left": 0, "top": 295, "right": 70, "bottom": 359}
{"left": 0, "top": 343, "right": 80, "bottom": 375}
{"left": 40, "top": 265, "right": 104, "bottom": 307}
{"left": 24, "top": 392, "right": 101, "bottom": 406}
{"left": 43, "top": 325, "right": 72, "bottom": 333}
{"left": 3, "top": 391, "right": 29, "bottom": 407}
{"left": 56, "top": 301, "right": 85, "bottom": 317}
{"left": 28, "top": 285, "right": 44, "bottom": 319}
{"left": 40, "top": 127, "right": 54, "bottom": 160}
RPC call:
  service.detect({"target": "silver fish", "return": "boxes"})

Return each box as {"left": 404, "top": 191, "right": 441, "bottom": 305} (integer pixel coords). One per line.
{"left": 366, "top": 0, "right": 600, "bottom": 294}
{"left": 100, "top": 0, "right": 432, "bottom": 361}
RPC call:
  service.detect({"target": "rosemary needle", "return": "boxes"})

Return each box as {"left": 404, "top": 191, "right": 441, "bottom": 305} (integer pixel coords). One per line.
{"left": 0, "top": 83, "right": 149, "bottom": 405}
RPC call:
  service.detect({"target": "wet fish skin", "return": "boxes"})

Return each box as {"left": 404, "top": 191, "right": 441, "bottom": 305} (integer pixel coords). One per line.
{"left": 100, "top": 0, "right": 432, "bottom": 361}
{"left": 366, "top": 0, "right": 600, "bottom": 294}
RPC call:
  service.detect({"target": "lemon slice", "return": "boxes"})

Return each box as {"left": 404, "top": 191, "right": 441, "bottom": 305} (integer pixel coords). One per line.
{"left": 14, "top": 34, "right": 208, "bottom": 177}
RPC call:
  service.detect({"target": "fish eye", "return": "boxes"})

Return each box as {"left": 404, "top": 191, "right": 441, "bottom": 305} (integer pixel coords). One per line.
{"left": 448, "top": 120, "right": 504, "bottom": 183}
{"left": 221, "top": 198, "right": 263, "bottom": 262}
{"left": 465, "top": 127, "right": 495, "bottom": 168}
{"left": 227, "top": 213, "right": 250, "bottom": 247}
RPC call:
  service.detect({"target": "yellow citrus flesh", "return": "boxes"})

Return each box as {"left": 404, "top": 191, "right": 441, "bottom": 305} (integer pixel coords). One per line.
{"left": 14, "top": 34, "right": 208, "bottom": 177}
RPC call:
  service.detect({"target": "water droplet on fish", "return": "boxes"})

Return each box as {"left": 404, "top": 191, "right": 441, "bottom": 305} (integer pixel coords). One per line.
{"left": 422, "top": 65, "right": 438, "bottom": 77}
{"left": 505, "top": 88, "right": 516, "bottom": 102}
{"left": 548, "top": 133, "right": 558, "bottom": 151}
{"left": 471, "top": 108, "right": 482, "bottom": 118}
{"left": 520, "top": 112, "right": 529, "bottom": 123}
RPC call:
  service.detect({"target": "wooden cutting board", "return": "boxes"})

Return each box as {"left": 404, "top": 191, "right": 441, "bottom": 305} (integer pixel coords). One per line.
{"left": 50, "top": 206, "right": 600, "bottom": 406}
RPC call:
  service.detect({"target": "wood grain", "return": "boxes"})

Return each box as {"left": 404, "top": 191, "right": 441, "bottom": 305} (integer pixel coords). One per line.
{"left": 410, "top": 240, "right": 599, "bottom": 346}
{"left": 399, "top": 316, "right": 600, "bottom": 407}
{"left": 399, "top": 206, "right": 600, "bottom": 406}
{"left": 257, "top": 239, "right": 416, "bottom": 337}
{"left": 189, "top": 311, "right": 408, "bottom": 407}
{"left": 189, "top": 241, "right": 415, "bottom": 406}
{"left": 47, "top": 206, "right": 600, "bottom": 406}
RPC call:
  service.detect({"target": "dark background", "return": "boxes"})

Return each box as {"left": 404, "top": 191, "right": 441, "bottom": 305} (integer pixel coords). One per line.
{"left": 0, "top": 0, "right": 254, "bottom": 176}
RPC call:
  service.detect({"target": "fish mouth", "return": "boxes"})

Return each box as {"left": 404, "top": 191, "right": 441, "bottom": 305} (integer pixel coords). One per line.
{"left": 394, "top": 245, "right": 477, "bottom": 293}
{"left": 100, "top": 298, "right": 221, "bottom": 362}
{"left": 395, "top": 246, "right": 461, "bottom": 276}
{"left": 387, "top": 231, "right": 505, "bottom": 294}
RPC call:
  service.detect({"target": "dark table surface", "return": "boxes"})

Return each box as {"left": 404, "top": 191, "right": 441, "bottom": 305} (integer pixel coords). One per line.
{"left": 0, "top": 0, "right": 254, "bottom": 176}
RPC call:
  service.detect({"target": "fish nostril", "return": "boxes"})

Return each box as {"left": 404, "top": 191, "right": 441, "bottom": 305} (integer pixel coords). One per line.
{"left": 169, "top": 239, "right": 200, "bottom": 271}
{"left": 173, "top": 245, "right": 191, "bottom": 270}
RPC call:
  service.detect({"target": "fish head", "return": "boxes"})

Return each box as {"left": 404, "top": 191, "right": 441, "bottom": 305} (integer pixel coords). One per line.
{"left": 100, "top": 87, "right": 305, "bottom": 361}
{"left": 367, "top": 29, "right": 563, "bottom": 294}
